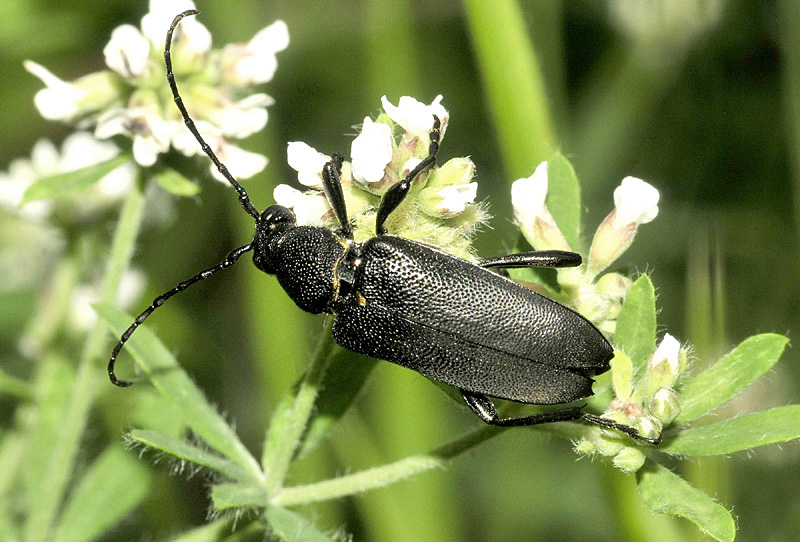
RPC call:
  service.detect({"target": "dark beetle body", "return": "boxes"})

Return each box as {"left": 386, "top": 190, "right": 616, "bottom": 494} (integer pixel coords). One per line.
{"left": 334, "top": 236, "right": 612, "bottom": 404}
{"left": 109, "top": 10, "right": 657, "bottom": 444}
{"left": 253, "top": 204, "right": 613, "bottom": 407}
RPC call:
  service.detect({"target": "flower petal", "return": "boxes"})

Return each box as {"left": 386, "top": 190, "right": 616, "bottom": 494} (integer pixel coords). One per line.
{"left": 103, "top": 24, "right": 151, "bottom": 79}
{"left": 24, "top": 61, "right": 86, "bottom": 121}
{"left": 351, "top": 117, "right": 393, "bottom": 184}
{"left": 287, "top": 141, "right": 328, "bottom": 187}
{"left": 224, "top": 20, "right": 290, "bottom": 85}
{"left": 381, "top": 95, "right": 449, "bottom": 141}
{"left": 273, "top": 184, "right": 330, "bottom": 226}
{"left": 511, "top": 161, "right": 548, "bottom": 226}
{"left": 613, "top": 176, "right": 660, "bottom": 226}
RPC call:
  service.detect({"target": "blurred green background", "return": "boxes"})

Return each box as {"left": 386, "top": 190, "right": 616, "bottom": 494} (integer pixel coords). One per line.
{"left": 2, "top": 0, "right": 799, "bottom": 540}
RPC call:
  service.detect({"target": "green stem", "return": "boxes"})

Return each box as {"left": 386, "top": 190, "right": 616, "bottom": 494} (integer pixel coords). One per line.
{"left": 25, "top": 180, "right": 146, "bottom": 541}
{"left": 261, "top": 320, "right": 336, "bottom": 490}
{"left": 462, "top": 0, "right": 557, "bottom": 178}
{"left": 271, "top": 424, "right": 500, "bottom": 507}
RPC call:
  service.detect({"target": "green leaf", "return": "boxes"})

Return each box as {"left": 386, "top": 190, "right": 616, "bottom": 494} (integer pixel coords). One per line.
{"left": 662, "top": 405, "right": 800, "bottom": 456}
{"left": 128, "top": 429, "right": 254, "bottom": 482}
{"left": 164, "top": 519, "right": 235, "bottom": 542}
{"left": 265, "top": 505, "right": 337, "bottom": 542}
{"left": 676, "top": 333, "right": 789, "bottom": 424}
{"left": 212, "top": 482, "right": 270, "bottom": 510}
{"left": 637, "top": 463, "right": 735, "bottom": 542}
{"left": 152, "top": 167, "right": 201, "bottom": 197}
{"left": 296, "top": 349, "right": 378, "bottom": 458}
{"left": 545, "top": 152, "right": 582, "bottom": 250}
{"left": 614, "top": 274, "right": 657, "bottom": 371}
{"left": 96, "top": 304, "right": 263, "bottom": 483}
{"left": 23, "top": 353, "right": 75, "bottom": 541}
{"left": 52, "top": 446, "right": 151, "bottom": 542}
{"left": 22, "top": 154, "right": 130, "bottom": 202}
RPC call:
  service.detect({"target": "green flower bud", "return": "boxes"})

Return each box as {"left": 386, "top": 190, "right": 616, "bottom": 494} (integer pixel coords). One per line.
{"left": 640, "top": 334, "right": 683, "bottom": 402}
{"left": 648, "top": 387, "right": 681, "bottom": 425}
{"left": 612, "top": 446, "right": 646, "bottom": 473}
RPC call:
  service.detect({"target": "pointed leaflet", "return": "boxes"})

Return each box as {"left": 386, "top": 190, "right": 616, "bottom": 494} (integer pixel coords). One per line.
{"left": 676, "top": 333, "right": 788, "bottom": 424}
{"left": 96, "top": 304, "right": 263, "bottom": 483}
{"left": 22, "top": 155, "right": 129, "bottom": 202}
{"left": 637, "top": 463, "right": 735, "bottom": 542}
{"left": 662, "top": 405, "right": 800, "bottom": 456}
{"left": 614, "top": 274, "right": 657, "bottom": 371}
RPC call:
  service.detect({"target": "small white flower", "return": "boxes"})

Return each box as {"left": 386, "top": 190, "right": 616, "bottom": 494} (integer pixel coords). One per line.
{"left": 351, "top": 117, "right": 393, "bottom": 184}
{"left": 212, "top": 142, "right": 267, "bottom": 181}
{"left": 649, "top": 333, "right": 681, "bottom": 374}
{"left": 59, "top": 131, "right": 120, "bottom": 171}
{"left": 613, "top": 176, "right": 659, "bottom": 227}
{"left": 640, "top": 333, "right": 684, "bottom": 401}
{"left": 381, "top": 95, "right": 448, "bottom": 142}
{"left": 511, "top": 161, "right": 549, "bottom": 226}
{"left": 222, "top": 20, "right": 290, "bottom": 85}
{"left": 24, "top": 61, "right": 87, "bottom": 122}
{"left": 95, "top": 105, "right": 175, "bottom": 167}
{"left": 69, "top": 268, "right": 146, "bottom": 333}
{"left": 287, "top": 141, "right": 329, "bottom": 188}
{"left": 103, "top": 25, "right": 151, "bottom": 79}
{"left": 273, "top": 184, "right": 331, "bottom": 226}
{"left": 436, "top": 183, "right": 478, "bottom": 213}
{"left": 209, "top": 93, "right": 273, "bottom": 139}
{"left": 140, "top": 0, "right": 201, "bottom": 45}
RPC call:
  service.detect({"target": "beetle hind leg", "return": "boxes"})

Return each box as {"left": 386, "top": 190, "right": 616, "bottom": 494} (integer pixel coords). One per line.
{"left": 461, "top": 390, "right": 661, "bottom": 444}
{"left": 461, "top": 389, "right": 585, "bottom": 427}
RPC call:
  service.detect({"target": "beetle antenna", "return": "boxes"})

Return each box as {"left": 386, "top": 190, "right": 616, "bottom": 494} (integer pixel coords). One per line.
{"left": 165, "top": 9, "right": 261, "bottom": 221}
{"left": 108, "top": 243, "right": 253, "bottom": 387}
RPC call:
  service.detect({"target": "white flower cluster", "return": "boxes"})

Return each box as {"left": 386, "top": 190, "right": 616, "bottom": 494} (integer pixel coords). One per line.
{"left": 577, "top": 333, "right": 686, "bottom": 472}
{"left": 511, "top": 161, "right": 660, "bottom": 331}
{"left": 275, "top": 95, "right": 484, "bottom": 259}
{"left": 25, "top": 0, "right": 288, "bottom": 181}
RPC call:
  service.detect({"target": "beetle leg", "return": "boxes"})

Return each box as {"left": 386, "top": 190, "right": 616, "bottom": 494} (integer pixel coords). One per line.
{"left": 480, "top": 250, "right": 582, "bottom": 270}
{"left": 375, "top": 115, "right": 442, "bottom": 235}
{"left": 461, "top": 389, "right": 585, "bottom": 427}
{"left": 321, "top": 153, "right": 353, "bottom": 240}
{"left": 461, "top": 390, "right": 661, "bottom": 444}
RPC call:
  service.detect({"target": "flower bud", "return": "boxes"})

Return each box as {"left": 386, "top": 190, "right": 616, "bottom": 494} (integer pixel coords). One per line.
{"left": 427, "top": 157, "right": 475, "bottom": 187}
{"left": 612, "top": 446, "right": 646, "bottom": 473}
{"left": 418, "top": 182, "right": 478, "bottom": 217}
{"left": 648, "top": 387, "right": 681, "bottom": 425}
{"left": 640, "top": 333, "right": 683, "bottom": 401}
{"left": 595, "top": 435, "right": 627, "bottom": 457}
{"left": 587, "top": 177, "right": 659, "bottom": 276}
{"left": 633, "top": 415, "right": 662, "bottom": 441}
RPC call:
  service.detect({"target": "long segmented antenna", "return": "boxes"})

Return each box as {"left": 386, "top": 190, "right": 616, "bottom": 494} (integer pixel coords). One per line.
{"left": 109, "top": 10, "right": 264, "bottom": 387}
{"left": 165, "top": 9, "right": 260, "bottom": 221}
{"left": 109, "top": 243, "right": 253, "bottom": 386}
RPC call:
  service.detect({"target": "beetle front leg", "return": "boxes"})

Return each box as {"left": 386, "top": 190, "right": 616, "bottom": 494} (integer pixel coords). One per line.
{"left": 321, "top": 153, "right": 353, "bottom": 239}
{"left": 375, "top": 115, "right": 442, "bottom": 235}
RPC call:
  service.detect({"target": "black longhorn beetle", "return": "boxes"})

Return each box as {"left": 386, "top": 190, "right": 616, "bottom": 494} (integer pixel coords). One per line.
{"left": 108, "top": 9, "right": 659, "bottom": 445}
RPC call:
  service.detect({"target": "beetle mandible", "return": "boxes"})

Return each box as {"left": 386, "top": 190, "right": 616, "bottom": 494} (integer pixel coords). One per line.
{"left": 107, "top": 9, "right": 659, "bottom": 445}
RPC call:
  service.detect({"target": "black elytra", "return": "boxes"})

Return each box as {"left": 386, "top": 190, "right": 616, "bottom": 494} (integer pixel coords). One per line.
{"left": 107, "top": 9, "right": 659, "bottom": 445}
